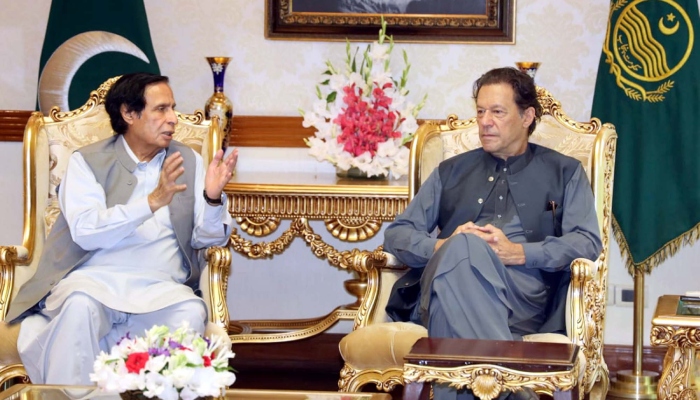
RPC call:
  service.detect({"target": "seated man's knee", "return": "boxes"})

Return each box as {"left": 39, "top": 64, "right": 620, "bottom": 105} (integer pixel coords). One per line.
{"left": 164, "top": 300, "right": 207, "bottom": 333}
{"left": 438, "top": 233, "right": 480, "bottom": 255}
{"left": 61, "top": 292, "right": 105, "bottom": 319}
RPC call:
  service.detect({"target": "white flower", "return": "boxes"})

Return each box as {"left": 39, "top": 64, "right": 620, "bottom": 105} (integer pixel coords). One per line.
{"left": 368, "top": 41, "right": 390, "bottom": 63}
{"left": 91, "top": 323, "right": 235, "bottom": 399}
{"left": 144, "top": 373, "right": 177, "bottom": 400}
{"left": 376, "top": 139, "right": 401, "bottom": 158}
{"left": 329, "top": 73, "right": 349, "bottom": 92}
{"left": 348, "top": 71, "right": 368, "bottom": 90}
{"left": 168, "top": 366, "right": 195, "bottom": 389}
{"left": 370, "top": 70, "right": 393, "bottom": 88}
{"left": 390, "top": 146, "right": 411, "bottom": 179}
{"left": 312, "top": 99, "right": 332, "bottom": 119}
{"left": 334, "top": 148, "right": 355, "bottom": 171}
{"left": 301, "top": 17, "right": 426, "bottom": 179}
{"left": 144, "top": 355, "right": 167, "bottom": 374}
{"left": 399, "top": 114, "right": 419, "bottom": 136}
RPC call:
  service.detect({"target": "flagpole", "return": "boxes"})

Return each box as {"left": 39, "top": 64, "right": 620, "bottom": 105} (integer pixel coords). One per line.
{"left": 608, "top": 270, "right": 659, "bottom": 399}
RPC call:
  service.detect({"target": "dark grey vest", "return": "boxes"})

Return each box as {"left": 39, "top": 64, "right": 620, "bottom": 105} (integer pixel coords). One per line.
{"left": 7, "top": 136, "right": 199, "bottom": 323}
{"left": 386, "top": 143, "right": 582, "bottom": 333}
{"left": 437, "top": 143, "right": 578, "bottom": 242}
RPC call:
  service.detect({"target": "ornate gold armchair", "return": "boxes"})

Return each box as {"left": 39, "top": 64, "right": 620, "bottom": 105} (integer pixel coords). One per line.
{"left": 0, "top": 77, "right": 232, "bottom": 389}
{"left": 338, "top": 87, "right": 617, "bottom": 398}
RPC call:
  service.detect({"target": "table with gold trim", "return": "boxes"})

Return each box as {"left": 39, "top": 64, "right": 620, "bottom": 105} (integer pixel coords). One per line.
{"left": 221, "top": 171, "right": 408, "bottom": 343}
{"left": 0, "top": 384, "right": 391, "bottom": 400}
{"left": 651, "top": 294, "right": 700, "bottom": 400}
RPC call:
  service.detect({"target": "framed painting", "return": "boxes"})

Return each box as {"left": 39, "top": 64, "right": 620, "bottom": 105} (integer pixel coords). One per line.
{"left": 265, "top": 0, "right": 515, "bottom": 44}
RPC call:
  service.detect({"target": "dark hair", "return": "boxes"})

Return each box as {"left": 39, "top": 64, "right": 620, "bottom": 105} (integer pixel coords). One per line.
{"left": 105, "top": 73, "right": 170, "bottom": 135}
{"left": 472, "top": 67, "right": 542, "bottom": 135}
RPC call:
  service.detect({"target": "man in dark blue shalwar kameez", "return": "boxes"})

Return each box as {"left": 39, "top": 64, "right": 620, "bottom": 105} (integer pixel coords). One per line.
{"left": 384, "top": 67, "right": 602, "bottom": 400}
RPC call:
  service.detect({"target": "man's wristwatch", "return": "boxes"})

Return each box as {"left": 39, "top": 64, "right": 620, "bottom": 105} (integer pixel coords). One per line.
{"left": 203, "top": 190, "right": 224, "bottom": 206}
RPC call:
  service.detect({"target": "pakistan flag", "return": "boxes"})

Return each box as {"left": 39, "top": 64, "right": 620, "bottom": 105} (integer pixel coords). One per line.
{"left": 38, "top": 0, "right": 160, "bottom": 113}
{"left": 591, "top": 0, "right": 700, "bottom": 273}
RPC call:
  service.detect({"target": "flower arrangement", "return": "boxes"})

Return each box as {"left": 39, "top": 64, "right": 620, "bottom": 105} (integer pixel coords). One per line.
{"left": 90, "top": 323, "right": 236, "bottom": 400}
{"left": 301, "top": 18, "right": 426, "bottom": 179}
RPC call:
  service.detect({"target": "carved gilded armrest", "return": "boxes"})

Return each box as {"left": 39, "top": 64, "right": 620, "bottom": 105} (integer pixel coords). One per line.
{"left": 1, "top": 246, "right": 28, "bottom": 322}
{"left": 352, "top": 250, "right": 410, "bottom": 330}
{"left": 200, "top": 246, "right": 232, "bottom": 330}
{"left": 569, "top": 256, "right": 608, "bottom": 394}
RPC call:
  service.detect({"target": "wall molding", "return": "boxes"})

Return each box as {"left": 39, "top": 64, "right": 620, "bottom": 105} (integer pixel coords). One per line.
{"left": 0, "top": 110, "right": 33, "bottom": 142}
{"left": 0, "top": 110, "right": 427, "bottom": 148}
{"left": 0, "top": 110, "right": 313, "bottom": 148}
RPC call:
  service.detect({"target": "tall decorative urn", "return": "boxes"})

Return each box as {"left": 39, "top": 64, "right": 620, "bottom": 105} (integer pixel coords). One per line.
{"left": 204, "top": 57, "right": 233, "bottom": 150}
{"left": 515, "top": 62, "right": 541, "bottom": 81}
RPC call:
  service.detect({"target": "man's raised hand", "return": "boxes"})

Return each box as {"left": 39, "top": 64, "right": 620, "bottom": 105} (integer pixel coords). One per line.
{"left": 148, "top": 152, "right": 187, "bottom": 212}
{"left": 204, "top": 148, "right": 238, "bottom": 202}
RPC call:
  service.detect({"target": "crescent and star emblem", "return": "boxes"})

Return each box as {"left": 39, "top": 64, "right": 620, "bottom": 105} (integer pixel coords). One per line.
{"left": 602, "top": 0, "right": 694, "bottom": 102}
{"left": 659, "top": 14, "right": 680, "bottom": 35}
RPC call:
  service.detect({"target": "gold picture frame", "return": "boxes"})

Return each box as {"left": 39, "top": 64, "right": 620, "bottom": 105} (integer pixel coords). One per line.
{"left": 265, "top": 0, "right": 515, "bottom": 44}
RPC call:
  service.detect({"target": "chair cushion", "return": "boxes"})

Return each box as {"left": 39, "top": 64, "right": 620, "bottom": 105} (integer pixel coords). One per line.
{"left": 339, "top": 322, "right": 427, "bottom": 370}
{"left": 0, "top": 321, "right": 22, "bottom": 366}
{"left": 522, "top": 332, "right": 571, "bottom": 344}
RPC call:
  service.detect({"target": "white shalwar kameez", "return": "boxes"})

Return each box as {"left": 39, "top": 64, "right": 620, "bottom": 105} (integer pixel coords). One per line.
{"left": 17, "top": 136, "right": 233, "bottom": 385}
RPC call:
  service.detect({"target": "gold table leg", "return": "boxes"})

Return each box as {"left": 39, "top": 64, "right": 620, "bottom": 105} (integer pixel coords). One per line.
{"left": 656, "top": 345, "right": 697, "bottom": 400}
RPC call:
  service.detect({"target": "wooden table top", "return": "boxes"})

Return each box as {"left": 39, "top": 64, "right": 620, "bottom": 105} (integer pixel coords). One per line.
{"left": 652, "top": 294, "right": 700, "bottom": 327}
{"left": 405, "top": 337, "right": 579, "bottom": 372}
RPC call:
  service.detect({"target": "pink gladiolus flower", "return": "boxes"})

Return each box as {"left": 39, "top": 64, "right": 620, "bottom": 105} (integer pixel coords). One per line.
{"left": 334, "top": 83, "right": 401, "bottom": 157}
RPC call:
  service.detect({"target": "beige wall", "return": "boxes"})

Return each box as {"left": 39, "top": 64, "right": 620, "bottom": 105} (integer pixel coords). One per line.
{"left": 1, "top": 0, "right": 699, "bottom": 346}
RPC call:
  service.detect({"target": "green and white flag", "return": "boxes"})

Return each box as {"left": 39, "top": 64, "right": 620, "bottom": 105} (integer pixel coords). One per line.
{"left": 591, "top": 0, "right": 700, "bottom": 274}
{"left": 38, "top": 0, "right": 160, "bottom": 113}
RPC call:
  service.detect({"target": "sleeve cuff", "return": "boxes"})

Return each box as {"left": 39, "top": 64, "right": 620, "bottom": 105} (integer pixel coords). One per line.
{"left": 203, "top": 199, "right": 227, "bottom": 222}
{"left": 135, "top": 197, "right": 155, "bottom": 219}
{"left": 522, "top": 242, "right": 544, "bottom": 269}
{"left": 417, "top": 238, "right": 439, "bottom": 260}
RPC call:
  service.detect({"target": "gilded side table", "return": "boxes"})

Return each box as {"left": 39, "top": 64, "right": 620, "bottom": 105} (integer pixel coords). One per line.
{"left": 651, "top": 295, "right": 700, "bottom": 400}
{"left": 403, "top": 337, "right": 580, "bottom": 400}
{"left": 222, "top": 171, "right": 408, "bottom": 343}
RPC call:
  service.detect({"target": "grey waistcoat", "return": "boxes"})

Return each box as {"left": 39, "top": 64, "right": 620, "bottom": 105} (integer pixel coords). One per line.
{"left": 7, "top": 136, "right": 199, "bottom": 323}
{"left": 386, "top": 143, "right": 582, "bottom": 333}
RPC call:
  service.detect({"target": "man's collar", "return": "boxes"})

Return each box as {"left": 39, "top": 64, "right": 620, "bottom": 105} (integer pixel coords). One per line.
{"left": 485, "top": 144, "right": 533, "bottom": 175}
{"left": 119, "top": 135, "right": 166, "bottom": 166}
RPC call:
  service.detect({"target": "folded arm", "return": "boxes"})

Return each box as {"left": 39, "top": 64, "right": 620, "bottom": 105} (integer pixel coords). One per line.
{"left": 383, "top": 169, "right": 442, "bottom": 268}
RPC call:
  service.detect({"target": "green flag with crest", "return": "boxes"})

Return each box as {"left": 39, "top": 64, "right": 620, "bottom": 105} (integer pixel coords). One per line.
{"left": 591, "top": 0, "right": 700, "bottom": 274}
{"left": 37, "top": 0, "right": 160, "bottom": 113}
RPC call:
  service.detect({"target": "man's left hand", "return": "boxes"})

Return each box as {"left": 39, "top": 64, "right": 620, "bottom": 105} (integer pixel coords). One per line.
{"left": 204, "top": 148, "right": 238, "bottom": 201}
{"left": 473, "top": 224, "right": 525, "bottom": 265}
